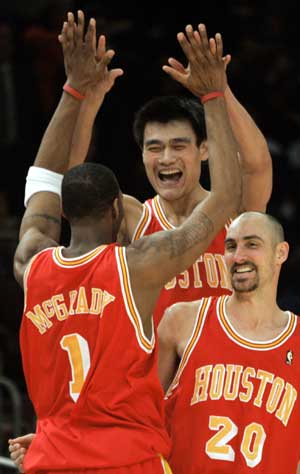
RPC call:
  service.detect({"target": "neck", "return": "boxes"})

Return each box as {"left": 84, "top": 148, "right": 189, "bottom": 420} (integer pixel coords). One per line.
{"left": 226, "top": 285, "right": 287, "bottom": 332}
{"left": 63, "top": 224, "right": 115, "bottom": 258}
{"left": 158, "top": 185, "right": 209, "bottom": 226}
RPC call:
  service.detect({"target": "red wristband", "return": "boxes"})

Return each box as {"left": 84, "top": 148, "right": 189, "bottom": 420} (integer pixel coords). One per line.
{"left": 201, "top": 91, "right": 224, "bottom": 104}
{"left": 63, "top": 82, "right": 85, "bottom": 101}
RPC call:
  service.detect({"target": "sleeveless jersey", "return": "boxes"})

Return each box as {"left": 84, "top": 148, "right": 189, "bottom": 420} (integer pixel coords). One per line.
{"left": 165, "top": 295, "right": 300, "bottom": 474}
{"left": 132, "top": 196, "right": 232, "bottom": 326}
{"left": 20, "top": 244, "right": 171, "bottom": 472}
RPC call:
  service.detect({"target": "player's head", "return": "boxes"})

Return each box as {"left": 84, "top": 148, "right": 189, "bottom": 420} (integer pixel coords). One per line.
{"left": 62, "top": 163, "right": 123, "bottom": 240}
{"left": 224, "top": 212, "right": 289, "bottom": 293}
{"left": 132, "top": 95, "right": 208, "bottom": 201}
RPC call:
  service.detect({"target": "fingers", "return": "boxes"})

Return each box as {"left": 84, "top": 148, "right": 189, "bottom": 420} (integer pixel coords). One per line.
{"left": 98, "top": 49, "right": 116, "bottom": 70}
{"left": 176, "top": 31, "right": 195, "bottom": 63}
{"left": 84, "top": 17, "right": 96, "bottom": 53}
{"left": 75, "top": 10, "right": 85, "bottom": 46}
{"left": 197, "top": 24, "right": 210, "bottom": 53}
{"left": 177, "top": 23, "right": 212, "bottom": 63}
{"left": 214, "top": 32, "right": 223, "bottom": 59}
{"left": 185, "top": 24, "right": 203, "bottom": 57}
{"left": 97, "top": 35, "right": 106, "bottom": 61}
{"left": 66, "top": 12, "right": 75, "bottom": 49}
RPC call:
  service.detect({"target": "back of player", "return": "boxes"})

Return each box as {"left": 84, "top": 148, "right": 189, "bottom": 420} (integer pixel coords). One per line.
{"left": 165, "top": 296, "right": 300, "bottom": 474}
{"left": 133, "top": 196, "right": 232, "bottom": 326}
{"left": 20, "top": 243, "right": 171, "bottom": 472}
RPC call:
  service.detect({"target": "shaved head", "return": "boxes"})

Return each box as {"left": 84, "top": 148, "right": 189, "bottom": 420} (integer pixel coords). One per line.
{"left": 228, "top": 212, "right": 284, "bottom": 247}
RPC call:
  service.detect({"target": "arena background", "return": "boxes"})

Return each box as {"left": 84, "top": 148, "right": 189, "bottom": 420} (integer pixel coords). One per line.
{"left": 0, "top": 0, "right": 299, "bottom": 470}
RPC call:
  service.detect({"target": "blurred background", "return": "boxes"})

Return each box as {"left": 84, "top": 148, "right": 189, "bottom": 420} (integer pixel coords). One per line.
{"left": 0, "top": 0, "right": 299, "bottom": 470}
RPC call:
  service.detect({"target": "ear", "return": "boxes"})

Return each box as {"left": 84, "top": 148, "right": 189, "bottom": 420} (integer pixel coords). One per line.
{"left": 276, "top": 241, "right": 289, "bottom": 265}
{"left": 112, "top": 197, "right": 119, "bottom": 220}
{"left": 199, "top": 140, "right": 209, "bottom": 162}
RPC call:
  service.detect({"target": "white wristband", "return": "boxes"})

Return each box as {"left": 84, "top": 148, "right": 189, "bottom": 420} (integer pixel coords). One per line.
{"left": 24, "top": 166, "right": 63, "bottom": 207}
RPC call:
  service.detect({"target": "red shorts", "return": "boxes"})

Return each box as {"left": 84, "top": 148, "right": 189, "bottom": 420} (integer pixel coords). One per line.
{"left": 38, "top": 455, "right": 172, "bottom": 474}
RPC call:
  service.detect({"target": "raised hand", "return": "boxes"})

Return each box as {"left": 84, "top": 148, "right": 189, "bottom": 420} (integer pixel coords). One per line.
{"left": 58, "top": 10, "right": 123, "bottom": 95}
{"left": 163, "top": 23, "right": 227, "bottom": 98}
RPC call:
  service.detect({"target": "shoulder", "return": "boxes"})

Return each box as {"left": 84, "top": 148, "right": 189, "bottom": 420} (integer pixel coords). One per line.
{"left": 158, "top": 300, "right": 201, "bottom": 345}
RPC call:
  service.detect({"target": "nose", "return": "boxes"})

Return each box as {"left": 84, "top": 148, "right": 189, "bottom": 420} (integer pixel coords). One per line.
{"left": 158, "top": 147, "right": 176, "bottom": 165}
{"left": 232, "top": 246, "right": 247, "bottom": 264}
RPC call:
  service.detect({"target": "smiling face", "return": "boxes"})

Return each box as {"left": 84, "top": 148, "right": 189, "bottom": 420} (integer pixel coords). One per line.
{"left": 142, "top": 120, "right": 207, "bottom": 201}
{"left": 224, "top": 213, "right": 289, "bottom": 294}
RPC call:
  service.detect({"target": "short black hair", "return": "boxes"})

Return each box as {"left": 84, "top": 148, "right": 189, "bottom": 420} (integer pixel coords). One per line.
{"left": 62, "top": 163, "right": 120, "bottom": 221}
{"left": 133, "top": 95, "right": 206, "bottom": 149}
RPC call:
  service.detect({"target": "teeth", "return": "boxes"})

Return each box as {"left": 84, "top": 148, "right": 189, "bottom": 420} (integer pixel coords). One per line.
{"left": 235, "top": 267, "right": 253, "bottom": 273}
{"left": 159, "top": 169, "right": 181, "bottom": 175}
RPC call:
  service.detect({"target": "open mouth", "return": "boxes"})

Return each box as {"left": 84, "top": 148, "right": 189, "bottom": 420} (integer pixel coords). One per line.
{"left": 232, "top": 265, "right": 256, "bottom": 275}
{"left": 158, "top": 170, "right": 183, "bottom": 183}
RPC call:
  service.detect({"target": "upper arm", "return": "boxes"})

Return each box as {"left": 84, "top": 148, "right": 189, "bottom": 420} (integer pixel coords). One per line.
{"left": 14, "top": 192, "right": 61, "bottom": 287}
{"left": 14, "top": 228, "right": 57, "bottom": 288}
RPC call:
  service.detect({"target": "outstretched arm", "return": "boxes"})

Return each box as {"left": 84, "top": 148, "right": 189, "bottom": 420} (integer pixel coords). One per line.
{"left": 127, "top": 24, "right": 241, "bottom": 318}
{"left": 68, "top": 36, "right": 143, "bottom": 241}
{"left": 14, "top": 11, "right": 119, "bottom": 288}
{"left": 163, "top": 32, "right": 272, "bottom": 213}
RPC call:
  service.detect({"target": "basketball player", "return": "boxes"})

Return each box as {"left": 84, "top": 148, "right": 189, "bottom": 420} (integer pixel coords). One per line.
{"left": 66, "top": 23, "right": 273, "bottom": 326}
{"left": 9, "top": 11, "right": 240, "bottom": 474}
{"left": 158, "top": 212, "right": 300, "bottom": 473}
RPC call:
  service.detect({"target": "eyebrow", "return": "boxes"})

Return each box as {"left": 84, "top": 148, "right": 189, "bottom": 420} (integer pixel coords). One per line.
{"left": 144, "top": 137, "right": 192, "bottom": 146}
{"left": 224, "top": 235, "right": 265, "bottom": 244}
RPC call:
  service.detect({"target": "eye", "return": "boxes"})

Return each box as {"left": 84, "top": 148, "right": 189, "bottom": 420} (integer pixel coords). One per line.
{"left": 225, "top": 243, "right": 236, "bottom": 251}
{"left": 147, "top": 146, "right": 162, "bottom": 153}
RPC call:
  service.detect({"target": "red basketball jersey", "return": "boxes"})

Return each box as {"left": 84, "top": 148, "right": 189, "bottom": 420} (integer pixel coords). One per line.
{"left": 132, "top": 196, "right": 232, "bottom": 325}
{"left": 20, "top": 244, "right": 171, "bottom": 472}
{"left": 165, "top": 295, "right": 300, "bottom": 474}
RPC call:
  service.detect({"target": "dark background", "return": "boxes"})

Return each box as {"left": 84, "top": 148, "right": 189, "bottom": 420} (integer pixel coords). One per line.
{"left": 0, "top": 0, "right": 299, "bottom": 465}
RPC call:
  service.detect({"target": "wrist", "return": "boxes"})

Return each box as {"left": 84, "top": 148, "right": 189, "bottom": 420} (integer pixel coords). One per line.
{"left": 63, "top": 82, "right": 86, "bottom": 101}
{"left": 201, "top": 91, "right": 225, "bottom": 105}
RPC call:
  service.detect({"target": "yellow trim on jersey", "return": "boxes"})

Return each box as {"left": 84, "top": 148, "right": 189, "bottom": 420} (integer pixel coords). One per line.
{"left": 219, "top": 295, "right": 296, "bottom": 349}
{"left": 166, "top": 297, "right": 211, "bottom": 398}
{"left": 53, "top": 245, "right": 107, "bottom": 267}
{"left": 117, "top": 247, "right": 153, "bottom": 352}
{"left": 132, "top": 204, "right": 150, "bottom": 241}
{"left": 159, "top": 455, "right": 173, "bottom": 473}
{"left": 154, "top": 196, "right": 173, "bottom": 230}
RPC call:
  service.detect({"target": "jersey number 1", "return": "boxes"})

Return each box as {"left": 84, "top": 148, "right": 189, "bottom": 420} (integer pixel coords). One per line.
{"left": 60, "top": 333, "right": 91, "bottom": 402}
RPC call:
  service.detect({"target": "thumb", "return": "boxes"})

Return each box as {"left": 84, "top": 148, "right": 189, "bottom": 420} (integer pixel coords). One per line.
{"left": 110, "top": 68, "right": 124, "bottom": 82}
{"left": 223, "top": 54, "right": 231, "bottom": 70}
{"left": 162, "top": 65, "right": 185, "bottom": 85}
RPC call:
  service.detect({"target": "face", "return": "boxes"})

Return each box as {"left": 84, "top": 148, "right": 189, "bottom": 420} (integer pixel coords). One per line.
{"left": 142, "top": 120, "right": 206, "bottom": 201}
{"left": 224, "top": 216, "right": 283, "bottom": 294}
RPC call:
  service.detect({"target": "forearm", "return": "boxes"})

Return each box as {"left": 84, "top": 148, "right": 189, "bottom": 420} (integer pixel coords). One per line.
{"left": 33, "top": 92, "right": 81, "bottom": 173}
{"left": 69, "top": 92, "right": 105, "bottom": 168}
{"left": 205, "top": 96, "right": 241, "bottom": 214}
